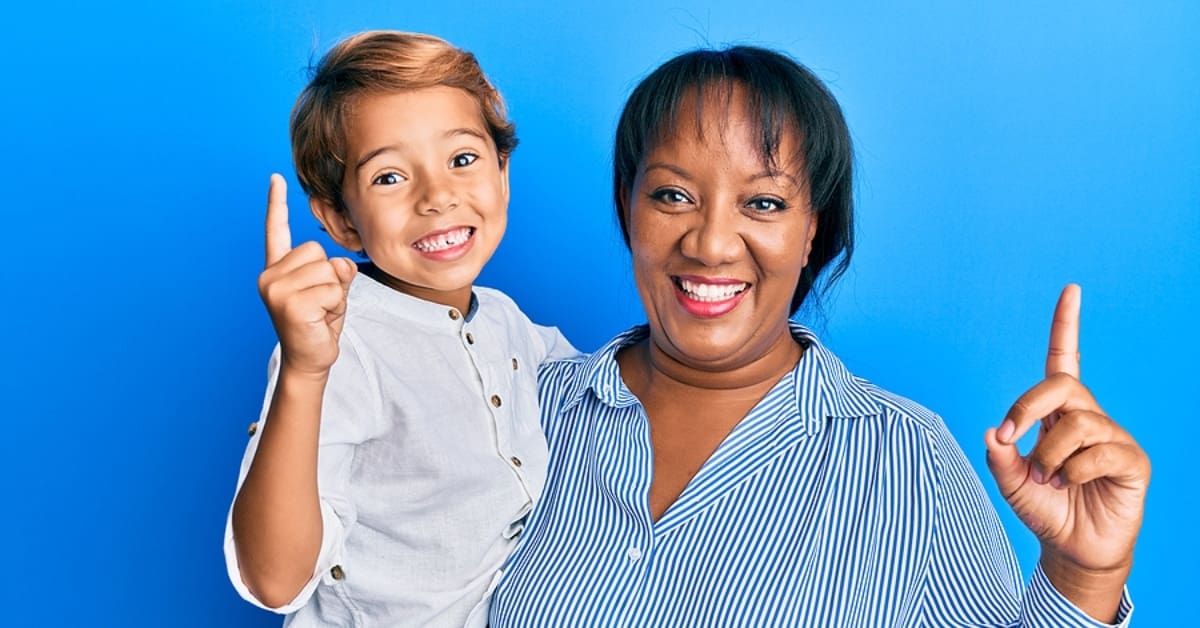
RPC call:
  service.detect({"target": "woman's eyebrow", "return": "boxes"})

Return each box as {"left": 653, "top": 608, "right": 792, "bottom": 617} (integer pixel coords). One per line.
{"left": 749, "top": 169, "right": 803, "bottom": 188}
{"left": 643, "top": 162, "right": 693, "bottom": 180}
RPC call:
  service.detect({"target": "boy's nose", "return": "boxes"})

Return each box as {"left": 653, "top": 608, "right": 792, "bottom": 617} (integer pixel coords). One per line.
{"left": 416, "top": 174, "right": 459, "bottom": 215}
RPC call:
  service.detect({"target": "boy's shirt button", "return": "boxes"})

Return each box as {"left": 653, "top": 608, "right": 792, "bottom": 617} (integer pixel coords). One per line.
{"left": 491, "top": 395, "right": 502, "bottom": 408}
{"left": 330, "top": 565, "right": 345, "bottom": 580}
{"left": 448, "top": 309, "right": 461, "bottom": 321}
{"left": 466, "top": 332, "right": 475, "bottom": 345}
{"left": 247, "top": 422, "right": 258, "bottom": 437}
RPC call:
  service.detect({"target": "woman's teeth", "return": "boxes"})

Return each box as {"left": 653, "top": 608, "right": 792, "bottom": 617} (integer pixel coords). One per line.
{"left": 413, "top": 227, "right": 473, "bottom": 252}
{"left": 678, "top": 278, "right": 748, "bottom": 302}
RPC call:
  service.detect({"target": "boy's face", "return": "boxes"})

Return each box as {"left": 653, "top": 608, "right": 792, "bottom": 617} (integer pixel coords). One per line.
{"left": 315, "top": 86, "right": 509, "bottom": 310}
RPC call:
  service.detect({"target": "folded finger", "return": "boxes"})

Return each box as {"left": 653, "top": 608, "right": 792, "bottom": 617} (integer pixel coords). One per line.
{"left": 998, "top": 372, "right": 1099, "bottom": 445}
{"left": 1055, "top": 442, "right": 1150, "bottom": 489}
{"left": 261, "top": 241, "right": 330, "bottom": 279}
{"left": 261, "top": 258, "right": 344, "bottom": 304}
{"left": 1024, "top": 409, "right": 1122, "bottom": 484}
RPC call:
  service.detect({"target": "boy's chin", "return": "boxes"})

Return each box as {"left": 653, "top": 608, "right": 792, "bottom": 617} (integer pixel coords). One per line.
{"left": 366, "top": 260, "right": 484, "bottom": 295}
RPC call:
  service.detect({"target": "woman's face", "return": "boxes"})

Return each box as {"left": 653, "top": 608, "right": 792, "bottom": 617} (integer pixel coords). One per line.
{"left": 625, "top": 85, "right": 817, "bottom": 370}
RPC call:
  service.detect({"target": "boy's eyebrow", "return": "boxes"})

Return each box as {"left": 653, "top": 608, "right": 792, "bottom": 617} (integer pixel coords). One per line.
{"left": 354, "top": 128, "right": 491, "bottom": 173}
{"left": 446, "top": 127, "right": 489, "bottom": 142}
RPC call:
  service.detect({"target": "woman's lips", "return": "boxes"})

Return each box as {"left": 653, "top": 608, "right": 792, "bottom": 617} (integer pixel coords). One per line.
{"left": 412, "top": 226, "right": 475, "bottom": 261}
{"left": 672, "top": 275, "right": 750, "bottom": 317}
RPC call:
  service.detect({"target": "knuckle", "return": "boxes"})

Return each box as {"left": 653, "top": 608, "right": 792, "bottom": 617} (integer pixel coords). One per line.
{"left": 1048, "top": 371, "right": 1076, "bottom": 385}
{"left": 260, "top": 281, "right": 281, "bottom": 304}
{"left": 1058, "top": 464, "right": 1083, "bottom": 485}
{"left": 297, "top": 241, "right": 326, "bottom": 258}
{"left": 1090, "top": 446, "right": 1114, "bottom": 470}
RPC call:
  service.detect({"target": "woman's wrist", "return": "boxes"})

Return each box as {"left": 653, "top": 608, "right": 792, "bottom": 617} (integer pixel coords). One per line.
{"left": 1039, "top": 548, "right": 1131, "bottom": 624}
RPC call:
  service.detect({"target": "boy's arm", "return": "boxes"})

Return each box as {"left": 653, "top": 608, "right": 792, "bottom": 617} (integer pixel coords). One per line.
{"left": 229, "top": 175, "right": 357, "bottom": 608}
{"left": 230, "top": 365, "right": 328, "bottom": 608}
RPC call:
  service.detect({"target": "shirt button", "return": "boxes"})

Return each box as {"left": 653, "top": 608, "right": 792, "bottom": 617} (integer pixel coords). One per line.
{"left": 247, "top": 422, "right": 258, "bottom": 437}
{"left": 491, "top": 395, "right": 502, "bottom": 407}
{"left": 465, "top": 332, "right": 475, "bottom": 345}
{"left": 448, "top": 309, "right": 460, "bottom": 321}
{"left": 626, "top": 547, "right": 642, "bottom": 562}
{"left": 512, "top": 358, "right": 519, "bottom": 370}
{"left": 330, "top": 565, "right": 345, "bottom": 580}
{"left": 510, "top": 456, "right": 523, "bottom": 468}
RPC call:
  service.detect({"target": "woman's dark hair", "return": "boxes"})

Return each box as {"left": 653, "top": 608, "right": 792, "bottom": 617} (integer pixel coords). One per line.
{"left": 613, "top": 45, "right": 854, "bottom": 315}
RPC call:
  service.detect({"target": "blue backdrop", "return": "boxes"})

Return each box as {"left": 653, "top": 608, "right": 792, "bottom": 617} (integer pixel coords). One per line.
{"left": 1, "top": 1, "right": 1193, "bottom": 624}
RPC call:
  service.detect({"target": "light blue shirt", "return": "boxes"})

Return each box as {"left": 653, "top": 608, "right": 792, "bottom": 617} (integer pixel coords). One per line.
{"left": 489, "top": 324, "right": 1132, "bottom": 627}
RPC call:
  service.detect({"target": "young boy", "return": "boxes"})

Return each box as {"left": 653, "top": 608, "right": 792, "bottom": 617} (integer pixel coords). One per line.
{"left": 223, "top": 31, "right": 573, "bottom": 627}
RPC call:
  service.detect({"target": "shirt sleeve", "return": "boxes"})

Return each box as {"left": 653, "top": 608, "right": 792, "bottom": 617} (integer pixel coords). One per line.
{"left": 1021, "top": 562, "right": 1134, "bottom": 628}
{"left": 529, "top": 322, "right": 578, "bottom": 365}
{"left": 920, "top": 419, "right": 1134, "bottom": 627}
{"left": 223, "top": 332, "right": 380, "bottom": 613}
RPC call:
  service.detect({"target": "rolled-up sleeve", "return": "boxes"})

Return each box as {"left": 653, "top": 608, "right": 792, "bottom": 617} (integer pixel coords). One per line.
{"left": 223, "top": 333, "right": 379, "bottom": 613}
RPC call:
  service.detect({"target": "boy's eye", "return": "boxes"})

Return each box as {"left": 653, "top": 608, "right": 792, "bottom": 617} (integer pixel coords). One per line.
{"left": 649, "top": 188, "right": 692, "bottom": 205}
{"left": 451, "top": 152, "right": 479, "bottom": 168}
{"left": 746, "top": 196, "right": 787, "bottom": 212}
{"left": 372, "top": 172, "right": 405, "bottom": 186}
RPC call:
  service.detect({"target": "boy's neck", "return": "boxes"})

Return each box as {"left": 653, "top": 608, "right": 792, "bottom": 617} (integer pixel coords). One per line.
{"left": 362, "top": 263, "right": 474, "bottom": 316}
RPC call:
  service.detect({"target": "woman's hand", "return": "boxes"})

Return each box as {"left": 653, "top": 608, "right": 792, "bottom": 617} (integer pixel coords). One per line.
{"left": 258, "top": 174, "right": 358, "bottom": 376}
{"left": 984, "top": 284, "right": 1149, "bottom": 622}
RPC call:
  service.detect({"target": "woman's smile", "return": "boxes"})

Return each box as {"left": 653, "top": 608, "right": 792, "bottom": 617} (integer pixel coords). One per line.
{"left": 672, "top": 275, "right": 751, "bottom": 317}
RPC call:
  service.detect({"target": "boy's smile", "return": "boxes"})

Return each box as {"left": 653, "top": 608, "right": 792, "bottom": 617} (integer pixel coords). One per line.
{"left": 312, "top": 85, "right": 510, "bottom": 312}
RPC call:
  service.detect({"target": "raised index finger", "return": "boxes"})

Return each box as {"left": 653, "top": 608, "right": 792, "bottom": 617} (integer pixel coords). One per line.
{"left": 265, "top": 173, "right": 292, "bottom": 267}
{"left": 1045, "top": 283, "right": 1082, "bottom": 378}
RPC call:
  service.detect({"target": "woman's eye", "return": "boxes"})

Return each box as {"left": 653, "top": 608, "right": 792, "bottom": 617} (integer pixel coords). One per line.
{"left": 650, "top": 188, "right": 692, "bottom": 205}
{"left": 451, "top": 152, "right": 479, "bottom": 168}
{"left": 747, "top": 197, "right": 787, "bottom": 212}
{"left": 372, "top": 172, "right": 405, "bottom": 186}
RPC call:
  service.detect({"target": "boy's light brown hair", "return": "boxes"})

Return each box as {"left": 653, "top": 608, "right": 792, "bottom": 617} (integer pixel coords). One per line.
{"left": 291, "top": 30, "right": 518, "bottom": 211}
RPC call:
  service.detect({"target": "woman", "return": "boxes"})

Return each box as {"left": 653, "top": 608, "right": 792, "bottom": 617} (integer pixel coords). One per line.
{"left": 489, "top": 46, "right": 1147, "bottom": 626}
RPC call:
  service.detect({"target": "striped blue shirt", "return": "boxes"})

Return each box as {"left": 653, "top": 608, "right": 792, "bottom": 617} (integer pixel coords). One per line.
{"left": 489, "top": 324, "right": 1133, "bottom": 627}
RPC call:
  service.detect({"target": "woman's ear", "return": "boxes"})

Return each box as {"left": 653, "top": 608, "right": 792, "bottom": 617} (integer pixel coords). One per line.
{"left": 802, "top": 211, "right": 819, "bottom": 266}
{"left": 310, "top": 197, "right": 364, "bottom": 252}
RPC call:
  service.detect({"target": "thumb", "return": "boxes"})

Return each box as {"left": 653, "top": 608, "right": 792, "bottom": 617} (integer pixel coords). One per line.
{"left": 331, "top": 257, "right": 358, "bottom": 290}
{"left": 984, "top": 427, "right": 1029, "bottom": 498}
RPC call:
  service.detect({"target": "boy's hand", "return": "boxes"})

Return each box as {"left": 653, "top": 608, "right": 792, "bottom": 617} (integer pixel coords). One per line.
{"left": 258, "top": 174, "right": 358, "bottom": 376}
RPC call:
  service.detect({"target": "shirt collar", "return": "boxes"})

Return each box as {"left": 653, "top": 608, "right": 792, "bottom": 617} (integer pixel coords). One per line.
{"left": 560, "top": 323, "right": 882, "bottom": 431}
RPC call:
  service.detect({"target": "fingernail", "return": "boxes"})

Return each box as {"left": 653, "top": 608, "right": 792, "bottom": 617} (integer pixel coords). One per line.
{"left": 1050, "top": 474, "right": 1067, "bottom": 490}
{"left": 1030, "top": 465, "right": 1045, "bottom": 484}
{"left": 997, "top": 420, "right": 1015, "bottom": 443}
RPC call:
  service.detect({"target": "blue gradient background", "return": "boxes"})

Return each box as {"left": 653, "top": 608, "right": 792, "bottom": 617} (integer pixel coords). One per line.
{"left": 1, "top": 2, "right": 1193, "bottom": 625}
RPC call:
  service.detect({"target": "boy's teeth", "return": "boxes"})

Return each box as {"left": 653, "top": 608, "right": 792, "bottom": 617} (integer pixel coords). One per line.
{"left": 678, "top": 278, "right": 748, "bottom": 302}
{"left": 414, "top": 228, "right": 472, "bottom": 252}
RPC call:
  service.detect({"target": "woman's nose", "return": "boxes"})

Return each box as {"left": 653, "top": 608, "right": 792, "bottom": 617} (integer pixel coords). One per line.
{"left": 680, "top": 208, "right": 742, "bottom": 266}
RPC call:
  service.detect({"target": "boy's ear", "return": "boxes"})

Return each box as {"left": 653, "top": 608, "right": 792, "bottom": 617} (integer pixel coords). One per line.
{"left": 310, "top": 197, "right": 363, "bottom": 251}
{"left": 499, "top": 156, "right": 511, "bottom": 206}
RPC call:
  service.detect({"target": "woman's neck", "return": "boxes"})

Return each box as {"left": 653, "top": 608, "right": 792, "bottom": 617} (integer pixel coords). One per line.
{"left": 619, "top": 323, "right": 804, "bottom": 401}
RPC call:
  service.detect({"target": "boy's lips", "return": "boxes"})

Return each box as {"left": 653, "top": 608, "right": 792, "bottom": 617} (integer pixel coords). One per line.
{"left": 412, "top": 226, "right": 476, "bottom": 260}
{"left": 672, "top": 275, "right": 751, "bottom": 317}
